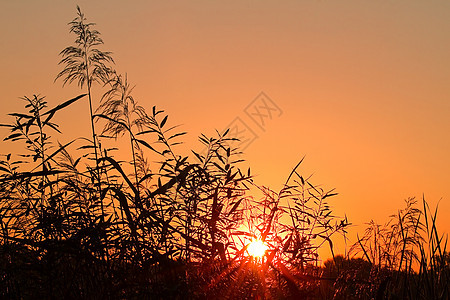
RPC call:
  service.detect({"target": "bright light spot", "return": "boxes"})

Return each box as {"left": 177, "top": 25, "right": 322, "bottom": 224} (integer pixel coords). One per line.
{"left": 247, "top": 239, "right": 268, "bottom": 258}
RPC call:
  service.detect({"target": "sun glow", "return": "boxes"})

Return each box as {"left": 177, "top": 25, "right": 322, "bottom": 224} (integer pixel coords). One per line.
{"left": 247, "top": 239, "right": 268, "bottom": 258}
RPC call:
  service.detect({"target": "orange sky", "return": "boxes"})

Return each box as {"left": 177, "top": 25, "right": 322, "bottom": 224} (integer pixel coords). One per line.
{"left": 1, "top": 1, "right": 449, "bottom": 256}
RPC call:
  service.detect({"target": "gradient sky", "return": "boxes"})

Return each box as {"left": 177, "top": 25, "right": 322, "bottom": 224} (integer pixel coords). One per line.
{"left": 1, "top": 1, "right": 449, "bottom": 255}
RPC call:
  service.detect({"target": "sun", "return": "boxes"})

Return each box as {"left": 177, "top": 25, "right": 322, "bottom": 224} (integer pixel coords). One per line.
{"left": 247, "top": 239, "right": 268, "bottom": 258}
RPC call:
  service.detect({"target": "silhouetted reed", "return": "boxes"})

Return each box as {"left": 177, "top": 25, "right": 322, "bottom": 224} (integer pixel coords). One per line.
{"left": 319, "top": 198, "right": 449, "bottom": 299}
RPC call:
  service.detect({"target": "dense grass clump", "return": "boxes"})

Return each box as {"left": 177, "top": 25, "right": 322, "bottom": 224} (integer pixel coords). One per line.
{"left": 0, "top": 6, "right": 447, "bottom": 300}
{"left": 320, "top": 198, "right": 449, "bottom": 300}
{"left": 0, "top": 7, "right": 347, "bottom": 299}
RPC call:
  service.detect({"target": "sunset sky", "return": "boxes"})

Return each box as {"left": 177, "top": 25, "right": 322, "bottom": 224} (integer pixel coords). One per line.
{"left": 1, "top": 1, "right": 449, "bottom": 255}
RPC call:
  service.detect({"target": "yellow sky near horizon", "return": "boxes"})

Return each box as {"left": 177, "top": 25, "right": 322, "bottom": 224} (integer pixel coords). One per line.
{"left": 1, "top": 1, "right": 449, "bottom": 256}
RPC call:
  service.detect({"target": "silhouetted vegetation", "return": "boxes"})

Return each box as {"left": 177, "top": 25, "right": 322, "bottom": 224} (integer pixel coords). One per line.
{"left": 319, "top": 198, "right": 449, "bottom": 300}
{"left": 0, "top": 7, "right": 448, "bottom": 299}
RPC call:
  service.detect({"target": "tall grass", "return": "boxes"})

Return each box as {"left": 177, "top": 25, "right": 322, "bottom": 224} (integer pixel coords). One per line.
{"left": 320, "top": 197, "right": 449, "bottom": 299}
{"left": 0, "top": 7, "right": 348, "bottom": 299}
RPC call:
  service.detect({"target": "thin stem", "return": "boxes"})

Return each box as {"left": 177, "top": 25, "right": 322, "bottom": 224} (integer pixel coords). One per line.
{"left": 83, "top": 41, "right": 105, "bottom": 224}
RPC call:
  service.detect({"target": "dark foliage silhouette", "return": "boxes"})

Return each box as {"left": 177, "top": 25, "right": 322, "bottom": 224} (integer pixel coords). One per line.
{"left": 1, "top": 6, "right": 447, "bottom": 300}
